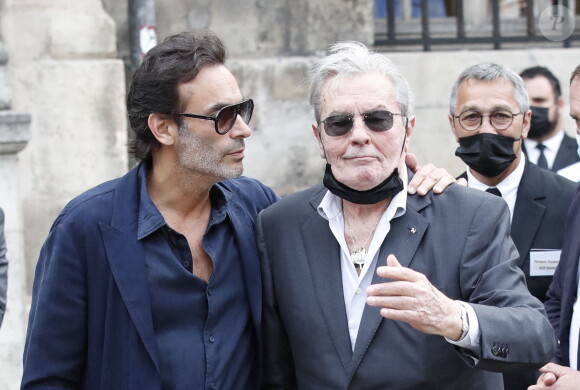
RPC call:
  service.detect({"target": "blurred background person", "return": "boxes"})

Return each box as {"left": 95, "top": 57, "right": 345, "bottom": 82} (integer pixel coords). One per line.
{"left": 520, "top": 66, "right": 580, "bottom": 181}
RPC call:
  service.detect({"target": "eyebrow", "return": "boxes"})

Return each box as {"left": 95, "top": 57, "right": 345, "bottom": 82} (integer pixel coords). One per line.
{"left": 206, "top": 99, "right": 247, "bottom": 114}
{"left": 460, "top": 104, "right": 514, "bottom": 112}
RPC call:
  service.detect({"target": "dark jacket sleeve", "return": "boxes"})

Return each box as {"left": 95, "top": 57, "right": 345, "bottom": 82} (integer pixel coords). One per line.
{"left": 22, "top": 216, "right": 89, "bottom": 389}
{"left": 457, "top": 195, "right": 556, "bottom": 371}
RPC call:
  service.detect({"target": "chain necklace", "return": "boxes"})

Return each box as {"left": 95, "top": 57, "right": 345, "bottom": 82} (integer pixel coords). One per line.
{"left": 344, "top": 211, "right": 381, "bottom": 267}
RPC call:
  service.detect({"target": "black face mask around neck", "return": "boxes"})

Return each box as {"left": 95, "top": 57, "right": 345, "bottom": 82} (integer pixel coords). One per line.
{"left": 318, "top": 125, "right": 407, "bottom": 205}
{"left": 323, "top": 164, "right": 404, "bottom": 204}
{"left": 455, "top": 133, "right": 518, "bottom": 178}
{"left": 529, "top": 106, "right": 557, "bottom": 139}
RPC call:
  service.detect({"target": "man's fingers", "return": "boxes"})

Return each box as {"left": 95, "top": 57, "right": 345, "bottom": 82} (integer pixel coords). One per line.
{"left": 367, "top": 280, "right": 417, "bottom": 299}
{"left": 387, "top": 254, "right": 401, "bottom": 267}
{"left": 407, "top": 163, "right": 434, "bottom": 195}
{"left": 539, "top": 362, "right": 570, "bottom": 378}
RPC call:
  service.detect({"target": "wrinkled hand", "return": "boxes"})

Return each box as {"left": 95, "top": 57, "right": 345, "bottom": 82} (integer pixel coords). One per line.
{"left": 366, "top": 254, "right": 463, "bottom": 340}
{"left": 405, "top": 153, "right": 466, "bottom": 196}
{"left": 528, "top": 363, "right": 580, "bottom": 389}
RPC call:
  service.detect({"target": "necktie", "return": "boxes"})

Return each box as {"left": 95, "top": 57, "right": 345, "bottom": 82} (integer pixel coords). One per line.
{"left": 485, "top": 187, "right": 502, "bottom": 197}
{"left": 536, "top": 143, "right": 548, "bottom": 169}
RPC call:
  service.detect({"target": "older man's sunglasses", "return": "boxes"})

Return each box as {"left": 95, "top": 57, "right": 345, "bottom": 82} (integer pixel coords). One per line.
{"left": 176, "top": 99, "right": 254, "bottom": 135}
{"left": 319, "top": 110, "right": 407, "bottom": 137}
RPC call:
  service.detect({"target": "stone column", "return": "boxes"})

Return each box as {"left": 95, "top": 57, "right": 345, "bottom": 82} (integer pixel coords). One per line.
{"left": 0, "top": 112, "right": 31, "bottom": 389}
{"left": 2, "top": 0, "right": 128, "bottom": 293}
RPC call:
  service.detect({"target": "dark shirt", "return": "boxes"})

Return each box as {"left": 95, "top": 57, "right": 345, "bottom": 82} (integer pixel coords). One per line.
{"left": 137, "top": 166, "right": 255, "bottom": 390}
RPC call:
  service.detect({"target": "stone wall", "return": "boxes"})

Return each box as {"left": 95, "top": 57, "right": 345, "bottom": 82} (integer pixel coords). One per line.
{"left": 2, "top": 0, "right": 128, "bottom": 291}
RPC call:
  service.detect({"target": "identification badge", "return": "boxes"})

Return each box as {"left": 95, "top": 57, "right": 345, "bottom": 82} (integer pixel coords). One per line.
{"left": 529, "top": 249, "right": 561, "bottom": 277}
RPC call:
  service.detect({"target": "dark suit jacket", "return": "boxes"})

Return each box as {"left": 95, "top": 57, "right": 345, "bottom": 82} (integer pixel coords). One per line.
{"left": 460, "top": 160, "right": 576, "bottom": 302}
{"left": 0, "top": 208, "right": 6, "bottom": 328}
{"left": 545, "top": 186, "right": 580, "bottom": 366}
{"left": 460, "top": 162, "right": 575, "bottom": 390}
{"left": 553, "top": 134, "right": 580, "bottom": 172}
{"left": 258, "top": 182, "right": 555, "bottom": 390}
{"left": 523, "top": 133, "right": 580, "bottom": 173}
{"left": 21, "top": 164, "right": 278, "bottom": 389}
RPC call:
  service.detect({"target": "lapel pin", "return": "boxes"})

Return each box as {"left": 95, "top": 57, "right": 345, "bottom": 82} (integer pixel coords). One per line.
{"left": 408, "top": 227, "right": 417, "bottom": 234}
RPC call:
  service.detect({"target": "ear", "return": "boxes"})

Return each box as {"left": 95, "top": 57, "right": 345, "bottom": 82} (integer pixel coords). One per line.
{"left": 448, "top": 113, "right": 459, "bottom": 142}
{"left": 556, "top": 95, "right": 564, "bottom": 109}
{"left": 521, "top": 109, "right": 531, "bottom": 140}
{"left": 312, "top": 124, "right": 326, "bottom": 159}
{"left": 404, "top": 115, "right": 415, "bottom": 152}
{"left": 148, "top": 113, "right": 177, "bottom": 146}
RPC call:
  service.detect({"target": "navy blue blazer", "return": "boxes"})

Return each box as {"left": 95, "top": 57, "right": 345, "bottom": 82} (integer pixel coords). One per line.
{"left": 545, "top": 186, "right": 580, "bottom": 366}
{"left": 22, "top": 164, "right": 278, "bottom": 389}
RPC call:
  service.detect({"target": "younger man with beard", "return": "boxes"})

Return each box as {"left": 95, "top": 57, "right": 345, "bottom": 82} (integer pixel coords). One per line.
{"left": 520, "top": 66, "right": 580, "bottom": 181}
{"left": 449, "top": 63, "right": 576, "bottom": 390}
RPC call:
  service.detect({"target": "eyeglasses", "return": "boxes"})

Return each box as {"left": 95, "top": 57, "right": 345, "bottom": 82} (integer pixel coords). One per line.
{"left": 453, "top": 110, "right": 523, "bottom": 131}
{"left": 176, "top": 99, "right": 254, "bottom": 135}
{"left": 319, "top": 110, "right": 408, "bottom": 137}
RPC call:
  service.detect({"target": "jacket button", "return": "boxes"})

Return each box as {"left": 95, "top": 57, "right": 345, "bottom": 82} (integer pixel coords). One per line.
{"left": 491, "top": 345, "right": 500, "bottom": 356}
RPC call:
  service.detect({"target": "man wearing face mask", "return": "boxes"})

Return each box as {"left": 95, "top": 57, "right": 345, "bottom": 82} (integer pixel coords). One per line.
{"left": 258, "top": 43, "right": 554, "bottom": 390}
{"left": 520, "top": 66, "right": 580, "bottom": 181}
{"left": 449, "top": 63, "right": 576, "bottom": 390}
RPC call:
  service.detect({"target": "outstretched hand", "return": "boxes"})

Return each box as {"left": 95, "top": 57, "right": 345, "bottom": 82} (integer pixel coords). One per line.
{"left": 366, "top": 254, "right": 463, "bottom": 340}
{"left": 406, "top": 153, "right": 466, "bottom": 196}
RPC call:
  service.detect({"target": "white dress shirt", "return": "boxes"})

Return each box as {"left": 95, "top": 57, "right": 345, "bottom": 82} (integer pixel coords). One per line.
{"left": 317, "top": 169, "right": 480, "bottom": 352}
{"left": 466, "top": 155, "right": 525, "bottom": 222}
{"left": 524, "top": 129, "right": 565, "bottom": 170}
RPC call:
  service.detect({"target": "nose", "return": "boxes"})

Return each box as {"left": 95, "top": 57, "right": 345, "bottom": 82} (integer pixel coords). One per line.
{"left": 349, "top": 116, "right": 371, "bottom": 143}
{"left": 229, "top": 114, "right": 252, "bottom": 138}
{"left": 478, "top": 115, "right": 498, "bottom": 134}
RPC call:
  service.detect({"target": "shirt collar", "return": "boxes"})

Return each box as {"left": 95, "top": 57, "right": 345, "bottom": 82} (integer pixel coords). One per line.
{"left": 317, "top": 168, "right": 408, "bottom": 222}
{"left": 466, "top": 155, "right": 525, "bottom": 195}
{"left": 524, "top": 128, "right": 565, "bottom": 152}
{"left": 137, "top": 162, "right": 167, "bottom": 240}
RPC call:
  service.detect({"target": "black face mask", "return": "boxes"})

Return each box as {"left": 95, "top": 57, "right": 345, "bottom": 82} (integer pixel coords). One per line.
{"left": 323, "top": 164, "right": 404, "bottom": 205}
{"left": 455, "top": 133, "right": 518, "bottom": 178}
{"left": 529, "top": 106, "right": 556, "bottom": 139}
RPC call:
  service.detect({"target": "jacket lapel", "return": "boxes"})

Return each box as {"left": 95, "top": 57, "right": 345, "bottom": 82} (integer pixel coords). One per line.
{"left": 511, "top": 162, "right": 546, "bottom": 268}
{"left": 302, "top": 191, "right": 353, "bottom": 374}
{"left": 102, "top": 165, "right": 159, "bottom": 370}
{"left": 553, "top": 134, "right": 580, "bottom": 172}
{"left": 226, "top": 193, "right": 262, "bottom": 344}
{"left": 348, "top": 194, "right": 430, "bottom": 379}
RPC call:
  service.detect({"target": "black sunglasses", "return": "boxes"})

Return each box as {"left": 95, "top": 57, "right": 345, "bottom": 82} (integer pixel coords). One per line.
{"left": 176, "top": 99, "right": 254, "bottom": 135}
{"left": 319, "top": 110, "right": 408, "bottom": 137}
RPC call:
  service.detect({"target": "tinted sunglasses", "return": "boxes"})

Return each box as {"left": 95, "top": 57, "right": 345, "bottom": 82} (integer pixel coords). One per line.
{"left": 319, "top": 110, "right": 407, "bottom": 137}
{"left": 176, "top": 99, "right": 254, "bottom": 135}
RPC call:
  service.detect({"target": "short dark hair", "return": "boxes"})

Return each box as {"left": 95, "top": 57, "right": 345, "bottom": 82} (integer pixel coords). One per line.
{"left": 571, "top": 64, "right": 580, "bottom": 85}
{"left": 126, "top": 30, "right": 227, "bottom": 161}
{"left": 519, "top": 66, "right": 562, "bottom": 100}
